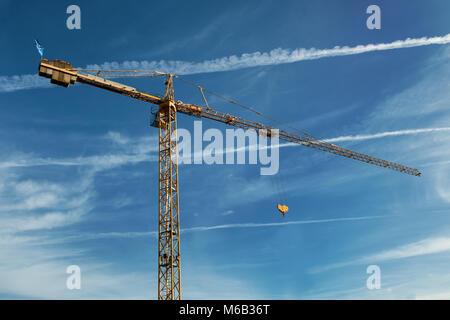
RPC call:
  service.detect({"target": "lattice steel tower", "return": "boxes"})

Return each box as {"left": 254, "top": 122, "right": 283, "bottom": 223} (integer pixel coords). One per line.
{"left": 37, "top": 59, "right": 421, "bottom": 300}
{"left": 157, "top": 76, "right": 181, "bottom": 299}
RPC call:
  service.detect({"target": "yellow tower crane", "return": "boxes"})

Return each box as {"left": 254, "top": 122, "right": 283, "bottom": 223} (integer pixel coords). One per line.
{"left": 37, "top": 58, "right": 421, "bottom": 300}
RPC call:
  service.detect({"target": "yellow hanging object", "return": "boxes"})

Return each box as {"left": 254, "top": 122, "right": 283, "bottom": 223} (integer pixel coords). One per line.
{"left": 277, "top": 204, "right": 289, "bottom": 217}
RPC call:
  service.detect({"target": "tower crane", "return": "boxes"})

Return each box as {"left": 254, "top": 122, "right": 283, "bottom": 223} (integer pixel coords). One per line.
{"left": 37, "top": 58, "right": 421, "bottom": 300}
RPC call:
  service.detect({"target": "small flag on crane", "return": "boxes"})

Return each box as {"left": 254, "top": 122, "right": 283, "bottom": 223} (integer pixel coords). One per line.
{"left": 35, "top": 39, "right": 44, "bottom": 57}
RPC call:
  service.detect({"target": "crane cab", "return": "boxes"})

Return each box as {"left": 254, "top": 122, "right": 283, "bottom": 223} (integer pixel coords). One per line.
{"left": 277, "top": 204, "right": 288, "bottom": 217}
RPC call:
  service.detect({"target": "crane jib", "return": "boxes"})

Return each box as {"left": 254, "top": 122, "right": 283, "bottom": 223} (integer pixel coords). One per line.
{"left": 38, "top": 58, "right": 421, "bottom": 177}
{"left": 37, "top": 57, "right": 422, "bottom": 300}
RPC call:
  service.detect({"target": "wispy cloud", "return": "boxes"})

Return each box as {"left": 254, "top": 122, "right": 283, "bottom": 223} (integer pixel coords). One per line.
{"left": 266, "top": 127, "right": 450, "bottom": 150}
{"left": 367, "top": 237, "right": 450, "bottom": 261}
{"left": 62, "top": 215, "right": 387, "bottom": 242}
{"left": 0, "top": 131, "right": 160, "bottom": 239}
{"left": 86, "top": 34, "right": 450, "bottom": 74}
{"left": 322, "top": 127, "right": 450, "bottom": 143}
{"left": 0, "top": 172, "right": 94, "bottom": 234}
{"left": 312, "top": 237, "right": 450, "bottom": 273}
{"left": 0, "top": 74, "right": 50, "bottom": 93}
{"left": 182, "top": 215, "right": 387, "bottom": 233}
{"left": 0, "top": 127, "right": 447, "bottom": 170}
{"left": 2, "top": 34, "right": 449, "bottom": 93}
{"left": 415, "top": 291, "right": 450, "bottom": 300}
{"left": 0, "top": 210, "right": 85, "bottom": 233}
{"left": 0, "top": 132, "right": 158, "bottom": 170}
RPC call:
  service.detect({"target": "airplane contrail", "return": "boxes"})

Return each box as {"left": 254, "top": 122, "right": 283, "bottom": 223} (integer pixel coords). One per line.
{"left": 0, "top": 127, "right": 447, "bottom": 168}
{"left": 180, "top": 215, "right": 387, "bottom": 233}
{"left": 86, "top": 34, "right": 450, "bottom": 74}
{"left": 322, "top": 127, "right": 450, "bottom": 143}
{"left": 311, "top": 236, "right": 450, "bottom": 273}
{"left": 61, "top": 215, "right": 388, "bottom": 241}
{"left": 1, "top": 34, "right": 449, "bottom": 92}
{"left": 272, "top": 127, "right": 450, "bottom": 149}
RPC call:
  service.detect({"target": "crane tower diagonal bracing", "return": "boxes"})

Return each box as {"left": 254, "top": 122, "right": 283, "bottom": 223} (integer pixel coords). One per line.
{"left": 158, "top": 100, "right": 181, "bottom": 300}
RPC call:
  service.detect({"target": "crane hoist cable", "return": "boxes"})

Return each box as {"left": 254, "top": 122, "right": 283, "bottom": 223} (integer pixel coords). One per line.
{"left": 171, "top": 74, "right": 329, "bottom": 143}
{"left": 75, "top": 68, "right": 328, "bottom": 144}
{"left": 38, "top": 58, "right": 421, "bottom": 300}
{"left": 74, "top": 68, "right": 418, "bottom": 180}
{"left": 73, "top": 68, "right": 343, "bottom": 148}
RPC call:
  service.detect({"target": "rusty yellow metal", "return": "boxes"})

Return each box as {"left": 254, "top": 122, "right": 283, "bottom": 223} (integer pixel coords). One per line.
{"left": 277, "top": 204, "right": 288, "bottom": 215}
{"left": 157, "top": 99, "right": 181, "bottom": 300}
{"left": 37, "top": 58, "right": 422, "bottom": 301}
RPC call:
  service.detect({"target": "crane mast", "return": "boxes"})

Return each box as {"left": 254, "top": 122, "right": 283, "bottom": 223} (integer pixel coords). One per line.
{"left": 38, "top": 58, "right": 421, "bottom": 300}
{"left": 157, "top": 77, "right": 181, "bottom": 300}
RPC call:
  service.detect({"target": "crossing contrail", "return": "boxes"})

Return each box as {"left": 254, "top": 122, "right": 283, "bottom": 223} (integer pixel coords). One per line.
{"left": 273, "top": 127, "right": 450, "bottom": 149}
{"left": 323, "top": 127, "right": 450, "bottom": 143}
{"left": 59, "top": 215, "right": 388, "bottom": 242}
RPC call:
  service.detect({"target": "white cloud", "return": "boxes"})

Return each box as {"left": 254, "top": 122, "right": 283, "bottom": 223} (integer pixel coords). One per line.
{"left": 368, "top": 237, "right": 450, "bottom": 261}
{"left": 0, "top": 132, "right": 158, "bottom": 171}
{"left": 323, "top": 127, "right": 450, "bottom": 143}
{"left": 0, "top": 131, "right": 158, "bottom": 237}
{"left": 0, "top": 210, "right": 85, "bottom": 234}
{"left": 2, "top": 34, "right": 450, "bottom": 92}
{"left": 14, "top": 180, "right": 64, "bottom": 195}
{"left": 415, "top": 291, "right": 450, "bottom": 300}
{"left": 221, "top": 209, "right": 234, "bottom": 216}
{"left": 181, "top": 270, "right": 265, "bottom": 300}
{"left": 434, "top": 164, "right": 450, "bottom": 203}
{"left": 0, "top": 229, "right": 262, "bottom": 299}
{"left": 86, "top": 34, "right": 450, "bottom": 74}
{"left": 0, "top": 74, "right": 50, "bottom": 93}
{"left": 312, "top": 237, "right": 450, "bottom": 274}
{"left": 2, "top": 126, "right": 446, "bottom": 176}
{"left": 305, "top": 46, "right": 450, "bottom": 301}
{"left": 2, "top": 41, "right": 450, "bottom": 296}
{"left": 182, "top": 215, "right": 387, "bottom": 233}
{"left": 271, "top": 127, "right": 450, "bottom": 155}
{"left": 0, "top": 238, "right": 155, "bottom": 299}
{"left": 105, "top": 131, "right": 130, "bottom": 145}
{"left": 364, "top": 47, "right": 450, "bottom": 126}
{"left": 58, "top": 215, "right": 387, "bottom": 242}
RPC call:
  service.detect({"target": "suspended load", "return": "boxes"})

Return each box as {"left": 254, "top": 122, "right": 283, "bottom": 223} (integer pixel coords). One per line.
{"left": 277, "top": 204, "right": 288, "bottom": 217}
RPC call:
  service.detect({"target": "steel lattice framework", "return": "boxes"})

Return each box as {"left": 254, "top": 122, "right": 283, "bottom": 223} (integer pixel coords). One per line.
{"left": 37, "top": 59, "right": 421, "bottom": 300}
{"left": 157, "top": 99, "right": 181, "bottom": 300}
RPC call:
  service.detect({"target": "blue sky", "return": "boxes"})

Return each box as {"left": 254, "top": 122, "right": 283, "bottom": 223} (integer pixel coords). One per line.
{"left": 0, "top": 0, "right": 449, "bottom": 299}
